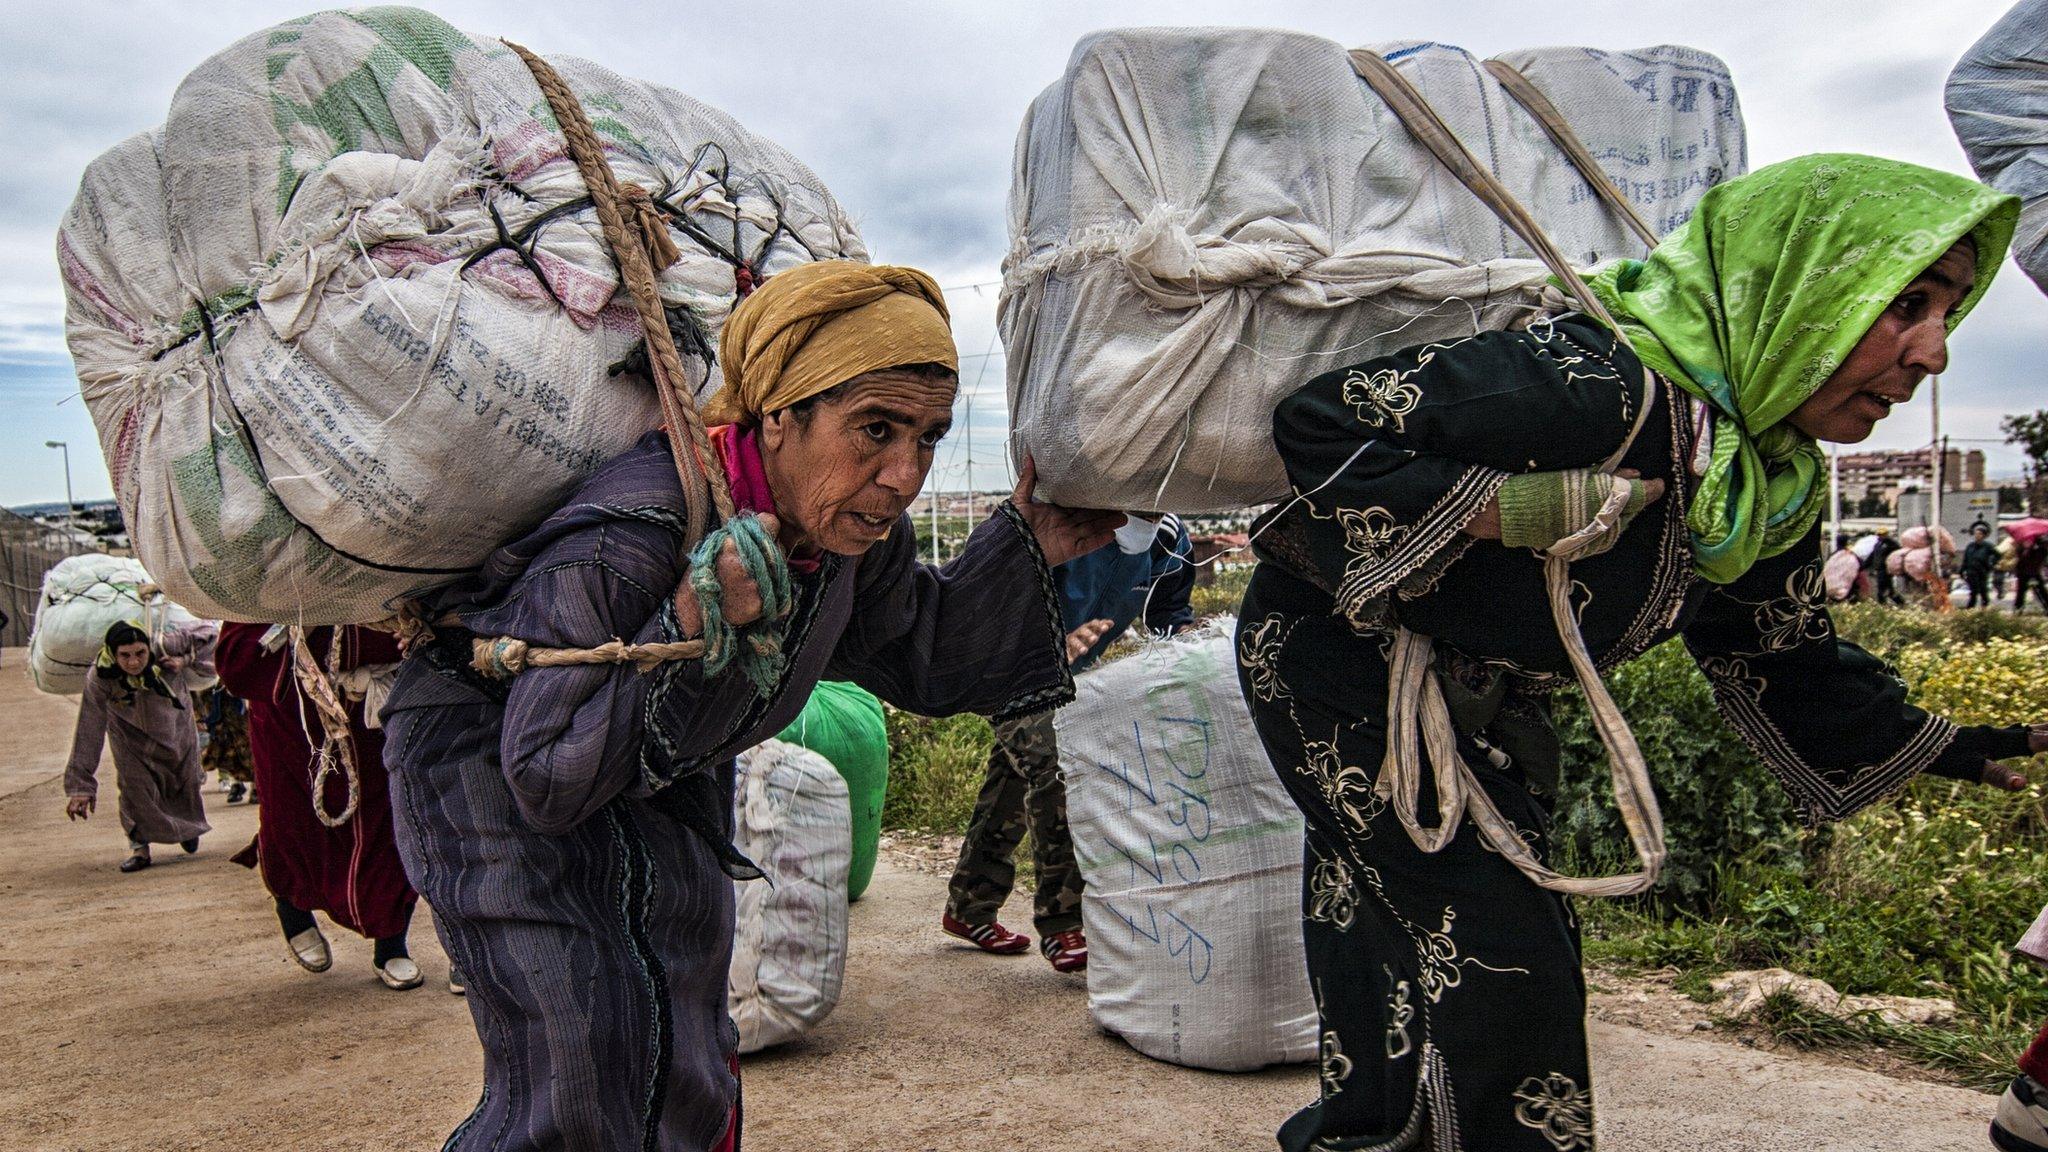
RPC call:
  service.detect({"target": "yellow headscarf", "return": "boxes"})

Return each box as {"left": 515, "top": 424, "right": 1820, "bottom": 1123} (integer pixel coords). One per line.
{"left": 703, "top": 260, "right": 958, "bottom": 425}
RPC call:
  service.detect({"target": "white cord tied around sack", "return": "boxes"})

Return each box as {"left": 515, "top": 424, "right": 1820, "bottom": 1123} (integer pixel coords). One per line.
{"left": 1350, "top": 48, "right": 1668, "bottom": 897}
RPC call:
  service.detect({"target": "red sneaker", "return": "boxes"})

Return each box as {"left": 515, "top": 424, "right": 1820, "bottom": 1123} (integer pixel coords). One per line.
{"left": 941, "top": 913, "right": 1032, "bottom": 955}
{"left": 1041, "top": 928, "right": 1088, "bottom": 973}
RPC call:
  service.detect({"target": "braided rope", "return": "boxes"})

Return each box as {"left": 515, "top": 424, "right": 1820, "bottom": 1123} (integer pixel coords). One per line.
{"left": 505, "top": 41, "right": 736, "bottom": 541}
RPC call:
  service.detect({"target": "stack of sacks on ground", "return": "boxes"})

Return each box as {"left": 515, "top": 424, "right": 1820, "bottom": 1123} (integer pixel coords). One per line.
{"left": 27, "top": 554, "right": 217, "bottom": 695}
{"left": 59, "top": 7, "right": 864, "bottom": 624}
{"left": 727, "top": 739, "right": 852, "bottom": 1054}
{"left": 1059, "top": 619, "right": 1318, "bottom": 1071}
{"left": 776, "top": 681, "right": 890, "bottom": 901}
{"left": 1002, "top": 29, "right": 1745, "bottom": 512}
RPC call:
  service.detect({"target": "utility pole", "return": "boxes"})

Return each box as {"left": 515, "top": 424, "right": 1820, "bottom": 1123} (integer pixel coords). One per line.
{"left": 44, "top": 440, "right": 74, "bottom": 534}
{"left": 1929, "top": 378, "right": 1950, "bottom": 610}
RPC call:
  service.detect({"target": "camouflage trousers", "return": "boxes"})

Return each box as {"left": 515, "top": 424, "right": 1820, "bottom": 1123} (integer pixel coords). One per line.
{"left": 945, "top": 710, "right": 1083, "bottom": 935}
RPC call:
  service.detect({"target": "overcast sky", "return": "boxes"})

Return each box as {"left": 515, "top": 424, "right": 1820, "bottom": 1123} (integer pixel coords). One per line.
{"left": 1, "top": 0, "right": 2041, "bottom": 506}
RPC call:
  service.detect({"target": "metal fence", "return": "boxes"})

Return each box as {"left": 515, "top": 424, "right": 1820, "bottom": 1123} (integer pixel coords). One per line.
{"left": 0, "top": 509, "right": 101, "bottom": 647}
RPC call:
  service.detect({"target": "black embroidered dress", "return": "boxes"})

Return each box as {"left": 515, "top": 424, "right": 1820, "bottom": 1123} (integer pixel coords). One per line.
{"left": 1237, "top": 315, "right": 2029, "bottom": 1151}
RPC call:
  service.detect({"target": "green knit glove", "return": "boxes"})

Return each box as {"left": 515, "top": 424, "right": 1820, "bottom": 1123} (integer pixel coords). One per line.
{"left": 1497, "top": 469, "right": 1655, "bottom": 556}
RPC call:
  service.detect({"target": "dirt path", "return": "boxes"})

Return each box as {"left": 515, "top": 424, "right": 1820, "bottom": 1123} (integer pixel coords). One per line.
{"left": 0, "top": 656, "right": 1996, "bottom": 1150}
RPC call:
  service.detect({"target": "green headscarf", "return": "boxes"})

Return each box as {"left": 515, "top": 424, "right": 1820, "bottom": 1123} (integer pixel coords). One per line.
{"left": 1586, "top": 154, "right": 2017, "bottom": 583}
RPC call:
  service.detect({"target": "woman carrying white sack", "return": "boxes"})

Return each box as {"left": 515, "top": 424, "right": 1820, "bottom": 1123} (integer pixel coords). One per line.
{"left": 64, "top": 618, "right": 218, "bottom": 872}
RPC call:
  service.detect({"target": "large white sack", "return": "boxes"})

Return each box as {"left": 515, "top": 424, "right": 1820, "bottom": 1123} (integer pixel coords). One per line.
{"left": 1949, "top": 0, "right": 2048, "bottom": 293}
{"left": 1001, "top": 30, "right": 1744, "bottom": 512}
{"left": 1059, "top": 619, "right": 1318, "bottom": 1071}
{"left": 728, "top": 739, "right": 852, "bottom": 1054}
{"left": 27, "top": 554, "right": 213, "bottom": 695}
{"left": 60, "top": 7, "right": 865, "bottom": 624}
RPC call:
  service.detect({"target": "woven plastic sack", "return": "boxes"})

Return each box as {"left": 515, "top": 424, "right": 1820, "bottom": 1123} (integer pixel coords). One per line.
{"left": 26, "top": 554, "right": 214, "bottom": 695}
{"left": 1949, "top": 0, "right": 2048, "bottom": 292}
{"left": 60, "top": 7, "right": 865, "bottom": 624}
{"left": 777, "top": 681, "right": 889, "bottom": 901}
{"left": 728, "top": 739, "right": 852, "bottom": 1054}
{"left": 1058, "top": 619, "right": 1317, "bottom": 1071}
{"left": 1001, "top": 30, "right": 1744, "bottom": 512}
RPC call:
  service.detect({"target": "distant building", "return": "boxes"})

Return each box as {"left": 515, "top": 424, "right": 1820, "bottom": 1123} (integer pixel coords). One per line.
{"left": 1836, "top": 446, "right": 1985, "bottom": 512}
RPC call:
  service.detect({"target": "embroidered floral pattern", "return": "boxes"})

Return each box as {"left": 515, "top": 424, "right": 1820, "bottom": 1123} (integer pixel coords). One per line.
{"left": 1304, "top": 738, "right": 1384, "bottom": 836}
{"left": 1414, "top": 907, "right": 1529, "bottom": 1004}
{"left": 1238, "top": 615, "right": 1290, "bottom": 702}
{"left": 1513, "top": 1072, "right": 1594, "bottom": 1150}
{"left": 1749, "top": 563, "right": 1832, "bottom": 653}
{"left": 1385, "top": 977, "right": 1415, "bottom": 1059}
{"left": 1319, "top": 1029, "right": 1354, "bottom": 1097}
{"left": 1338, "top": 506, "right": 1404, "bottom": 570}
{"left": 1696, "top": 655, "right": 1767, "bottom": 702}
{"left": 1340, "top": 365, "right": 1422, "bottom": 434}
{"left": 1306, "top": 852, "right": 1359, "bottom": 932}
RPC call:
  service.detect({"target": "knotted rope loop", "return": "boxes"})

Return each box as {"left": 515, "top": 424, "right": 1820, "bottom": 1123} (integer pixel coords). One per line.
{"left": 288, "top": 627, "right": 361, "bottom": 829}
{"left": 685, "top": 514, "right": 796, "bottom": 697}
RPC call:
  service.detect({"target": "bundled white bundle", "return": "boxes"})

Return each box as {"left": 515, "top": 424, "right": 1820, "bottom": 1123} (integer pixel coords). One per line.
{"left": 727, "top": 739, "right": 852, "bottom": 1054}
{"left": 1949, "top": 0, "right": 2048, "bottom": 292}
{"left": 1002, "top": 30, "right": 1745, "bottom": 512}
{"left": 27, "top": 554, "right": 213, "bottom": 695}
{"left": 1059, "top": 620, "right": 1318, "bottom": 1071}
{"left": 60, "top": 7, "right": 865, "bottom": 623}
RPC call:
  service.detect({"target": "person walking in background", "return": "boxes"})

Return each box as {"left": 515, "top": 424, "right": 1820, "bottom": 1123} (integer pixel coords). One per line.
{"left": 943, "top": 515, "right": 1196, "bottom": 972}
{"left": 215, "top": 623, "right": 428, "bottom": 992}
{"left": 2013, "top": 534, "right": 2048, "bottom": 615}
{"left": 1963, "top": 523, "right": 2000, "bottom": 609}
{"left": 196, "top": 686, "right": 257, "bottom": 805}
{"left": 1868, "top": 530, "right": 1908, "bottom": 606}
{"left": 64, "top": 619, "right": 217, "bottom": 872}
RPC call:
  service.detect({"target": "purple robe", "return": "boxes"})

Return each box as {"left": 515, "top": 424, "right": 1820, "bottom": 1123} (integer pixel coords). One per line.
{"left": 64, "top": 624, "right": 218, "bottom": 847}
{"left": 383, "top": 432, "right": 1070, "bottom": 1152}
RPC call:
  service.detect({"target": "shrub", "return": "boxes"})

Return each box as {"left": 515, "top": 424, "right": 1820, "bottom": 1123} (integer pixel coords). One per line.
{"left": 1551, "top": 639, "right": 1806, "bottom": 906}
{"left": 1579, "top": 631, "right": 2048, "bottom": 1088}
{"left": 880, "top": 709, "right": 994, "bottom": 835}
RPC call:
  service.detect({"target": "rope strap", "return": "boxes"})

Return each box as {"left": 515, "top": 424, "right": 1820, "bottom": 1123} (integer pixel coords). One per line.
{"left": 1481, "top": 59, "right": 1662, "bottom": 252}
{"left": 464, "top": 515, "right": 794, "bottom": 695}
{"left": 1347, "top": 50, "right": 1632, "bottom": 347}
{"left": 472, "top": 634, "right": 707, "bottom": 677}
{"left": 1350, "top": 48, "right": 1668, "bottom": 896}
{"left": 288, "top": 627, "right": 360, "bottom": 829}
{"left": 505, "top": 41, "right": 735, "bottom": 542}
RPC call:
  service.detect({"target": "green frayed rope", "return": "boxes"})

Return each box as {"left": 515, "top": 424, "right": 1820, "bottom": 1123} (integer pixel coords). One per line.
{"left": 688, "top": 514, "right": 795, "bottom": 697}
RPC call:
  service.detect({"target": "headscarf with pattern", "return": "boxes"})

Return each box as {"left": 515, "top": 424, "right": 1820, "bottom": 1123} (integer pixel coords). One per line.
{"left": 1586, "top": 154, "right": 2017, "bottom": 583}
{"left": 94, "top": 619, "right": 182, "bottom": 707}
{"left": 702, "top": 260, "right": 958, "bottom": 425}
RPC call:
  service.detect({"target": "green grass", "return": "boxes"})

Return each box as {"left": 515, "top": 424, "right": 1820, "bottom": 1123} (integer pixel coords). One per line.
{"left": 881, "top": 709, "right": 994, "bottom": 835}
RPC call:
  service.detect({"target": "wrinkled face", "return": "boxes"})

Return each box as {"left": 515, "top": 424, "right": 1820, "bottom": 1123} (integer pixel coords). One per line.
{"left": 114, "top": 642, "right": 150, "bottom": 676}
{"left": 1786, "top": 239, "right": 1977, "bottom": 444}
{"left": 759, "top": 367, "right": 956, "bottom": 556}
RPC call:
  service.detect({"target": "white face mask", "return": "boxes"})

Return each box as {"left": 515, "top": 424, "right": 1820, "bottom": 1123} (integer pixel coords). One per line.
{"left": 1115, "top": 515, "right": 1162, "bottom": 555}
